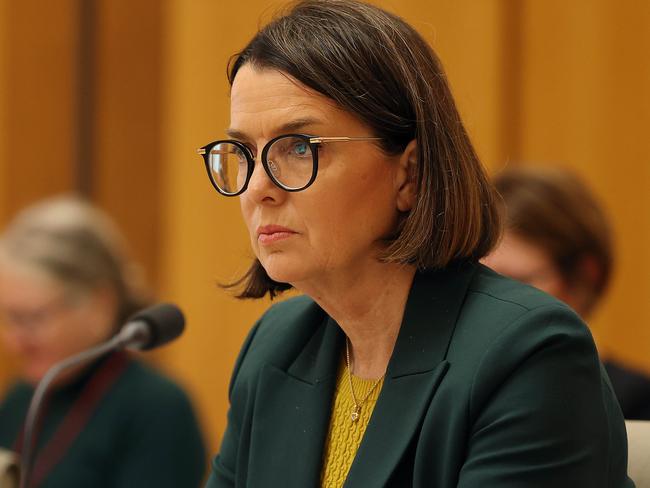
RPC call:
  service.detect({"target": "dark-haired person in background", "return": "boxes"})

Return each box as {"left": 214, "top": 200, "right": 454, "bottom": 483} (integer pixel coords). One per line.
{"left": 0, "top": 197, "right": 206, "bottom": 487}
{"left": 484, "top": 165, "right": 650, "bottom": 420}
{"left": 200, "top": 1, "right": 632, "bottom": 486}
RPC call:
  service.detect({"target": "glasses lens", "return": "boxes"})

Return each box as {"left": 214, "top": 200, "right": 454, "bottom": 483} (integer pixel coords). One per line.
{"left": 266, "top": 136, "right": 315, "bottom": 190}
{"left": 208, "top": 142, "right": 249, "bottom": 194}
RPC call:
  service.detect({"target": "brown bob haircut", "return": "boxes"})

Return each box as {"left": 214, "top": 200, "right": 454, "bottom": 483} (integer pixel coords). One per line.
{"left": 227, "top": 0, "right": 501, "bottom": 299}
{"left": 494, "top": 166, "right": 613, "bottom": 316}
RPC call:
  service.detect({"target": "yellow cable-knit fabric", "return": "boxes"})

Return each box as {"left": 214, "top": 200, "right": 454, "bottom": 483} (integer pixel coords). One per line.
{"left": 320, "top": 358, "right": 384, "bottom": 488}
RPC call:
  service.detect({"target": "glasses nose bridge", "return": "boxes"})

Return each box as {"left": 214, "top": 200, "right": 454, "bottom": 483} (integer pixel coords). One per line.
{"left": 250, "top": 138, "right": 285, "bottom": 185}
{"left": 245, "top": 137, "right": 274, "bottom": 164}
{"left": 245, "top": 139, "right": 276, "bottom": 172}
{"left": 246, "top": 148, "right": 281, "bottom": 195}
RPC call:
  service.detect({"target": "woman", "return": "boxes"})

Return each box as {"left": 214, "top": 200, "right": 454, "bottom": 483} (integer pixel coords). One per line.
{"left": 200, "top": 1, "right": 632, "bottom": 486}
{"left": 483, "top": 165, "right": 650, "bottom": 420}
{"left": 0, "top": 196, "right": 206, "bottom": 487}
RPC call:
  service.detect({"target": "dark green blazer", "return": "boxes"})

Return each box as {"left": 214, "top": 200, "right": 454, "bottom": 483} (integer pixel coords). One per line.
{"left": 207, "top": 263, "right": 634, "bottom": 487}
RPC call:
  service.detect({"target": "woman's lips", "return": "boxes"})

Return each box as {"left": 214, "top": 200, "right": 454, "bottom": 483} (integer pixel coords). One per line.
{"left": 257, "top": 225, "right": 297, "bottom": 245}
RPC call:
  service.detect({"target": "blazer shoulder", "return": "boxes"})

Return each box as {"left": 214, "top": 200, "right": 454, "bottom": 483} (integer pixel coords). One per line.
{"left": 448, "top": 264, "right": 595, "bottom": 380}
{"left": 447, "top": 270, "right": 628, "bottom": 487}
{"left": 468, "top": 264, "right": 571, "bottom": 314}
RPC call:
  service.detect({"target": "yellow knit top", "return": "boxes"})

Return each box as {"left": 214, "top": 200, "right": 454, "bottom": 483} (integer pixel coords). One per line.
{"left": 320, "top": 358, "right": 384, "bottom": 488}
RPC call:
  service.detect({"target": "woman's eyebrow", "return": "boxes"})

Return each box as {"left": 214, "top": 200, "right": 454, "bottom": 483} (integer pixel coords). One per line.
{"left": 276, "top": 117, "right": 323, "bottom": 133}
{"left": 226, "top": 117, "right": 325, "bottom": 141}
{"left": 225, "top": 128, "right": 249, "bottom": 140}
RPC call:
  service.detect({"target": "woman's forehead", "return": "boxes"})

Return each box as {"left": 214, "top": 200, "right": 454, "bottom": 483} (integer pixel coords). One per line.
{"left": 0, "top": 261, "right": 61, "bottom": 306}
{"left": 229, "top": 65, "right": 347, "bottom": 138}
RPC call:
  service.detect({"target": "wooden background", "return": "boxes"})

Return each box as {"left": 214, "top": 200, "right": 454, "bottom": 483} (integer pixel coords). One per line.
{"left": 0, "top": 0, "right": 648, "bottom": 454}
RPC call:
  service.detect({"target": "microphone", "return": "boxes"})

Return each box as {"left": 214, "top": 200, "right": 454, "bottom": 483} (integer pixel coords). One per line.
{"left": 117, "top": 302, "right": 186, "bottom": 351}
{"left": 18, "top": 303, "right": 185, "bottom": 488}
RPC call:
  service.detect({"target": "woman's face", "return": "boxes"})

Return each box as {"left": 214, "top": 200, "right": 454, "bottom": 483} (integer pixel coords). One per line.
{"left": 482, "top": 231, "right": 572, "bottom": 307}
{"left": 231, "top": 65, "right": 413, "bottom": 289}
{"left": 0, "top": 262, "right": 116, "bottom": 383}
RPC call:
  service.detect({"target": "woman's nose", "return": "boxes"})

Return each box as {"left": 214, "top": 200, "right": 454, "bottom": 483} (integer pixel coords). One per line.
{"left": 245, "top": 161, "right": 285, "bottom": 204}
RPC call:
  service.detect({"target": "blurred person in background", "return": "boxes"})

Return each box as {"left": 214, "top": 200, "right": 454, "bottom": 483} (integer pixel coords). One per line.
{"left": 483, "top": 165, "right": 650, "bottom": 420}
{"left": 0, "top": 196, "right": 206, "bottom": 487}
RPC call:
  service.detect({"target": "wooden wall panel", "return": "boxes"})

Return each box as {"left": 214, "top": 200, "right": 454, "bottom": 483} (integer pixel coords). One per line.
{"left": 0, "top": 0, "right": 9, "bottom": 386}
{"left": 1, "top": 1, "right": 79, "bottom": 216}
{"left": 0, "top": 0, "right": 79, "bottom": 392}
{"left": 92, "top": 0, "right": 163, "bottom": 285}
{"left": 0, "top": 2, "right": 5, "bottom": 210}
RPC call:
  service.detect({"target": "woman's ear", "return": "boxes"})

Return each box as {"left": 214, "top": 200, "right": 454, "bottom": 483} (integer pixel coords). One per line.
{"left": 395, "top": 139, "right": 418, "bottom": 212}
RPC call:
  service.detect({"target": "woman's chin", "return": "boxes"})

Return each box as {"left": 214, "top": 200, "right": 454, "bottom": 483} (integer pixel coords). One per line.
{"left": 264, "top": 268, "right": 298, "bottom": 285}
{"left": 261, "top": 259, "right": 309, "bottom": 286}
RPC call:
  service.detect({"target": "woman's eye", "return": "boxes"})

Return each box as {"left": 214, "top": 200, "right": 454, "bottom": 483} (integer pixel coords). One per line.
{"left": 291, "top": 142, "right": 309, "bottom": 157}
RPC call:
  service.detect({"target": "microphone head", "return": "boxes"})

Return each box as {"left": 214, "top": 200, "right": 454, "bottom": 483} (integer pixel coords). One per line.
{"left": 127, "top": 303, "right": 185, "bottom": 350}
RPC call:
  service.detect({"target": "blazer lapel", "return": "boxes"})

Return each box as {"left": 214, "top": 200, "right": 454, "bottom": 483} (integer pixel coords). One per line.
{"left": 344, "top": 262, "right": 479, "bottom": 487}
{"left": 247, "top": 315, "right": 344, "bottom": 488}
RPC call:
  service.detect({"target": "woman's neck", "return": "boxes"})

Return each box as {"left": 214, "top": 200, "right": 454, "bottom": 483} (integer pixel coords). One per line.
{"left": 294, "top": 262, "right": 416, "bottom": 379}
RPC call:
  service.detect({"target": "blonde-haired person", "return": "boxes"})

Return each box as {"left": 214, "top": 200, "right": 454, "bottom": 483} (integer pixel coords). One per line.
{"left": 0, "top": 196, "right": 206, "bottom": 487}
{"left": 483, "top": 165, "right": 650, "bottom": 420}
{"left": 200, "top": 1, "right": 631, "bottom": 486}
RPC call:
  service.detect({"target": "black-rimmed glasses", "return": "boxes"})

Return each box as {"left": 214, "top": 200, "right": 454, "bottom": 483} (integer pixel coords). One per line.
{"left": 197, "top": 134, "right": 381, "bottom": 196}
